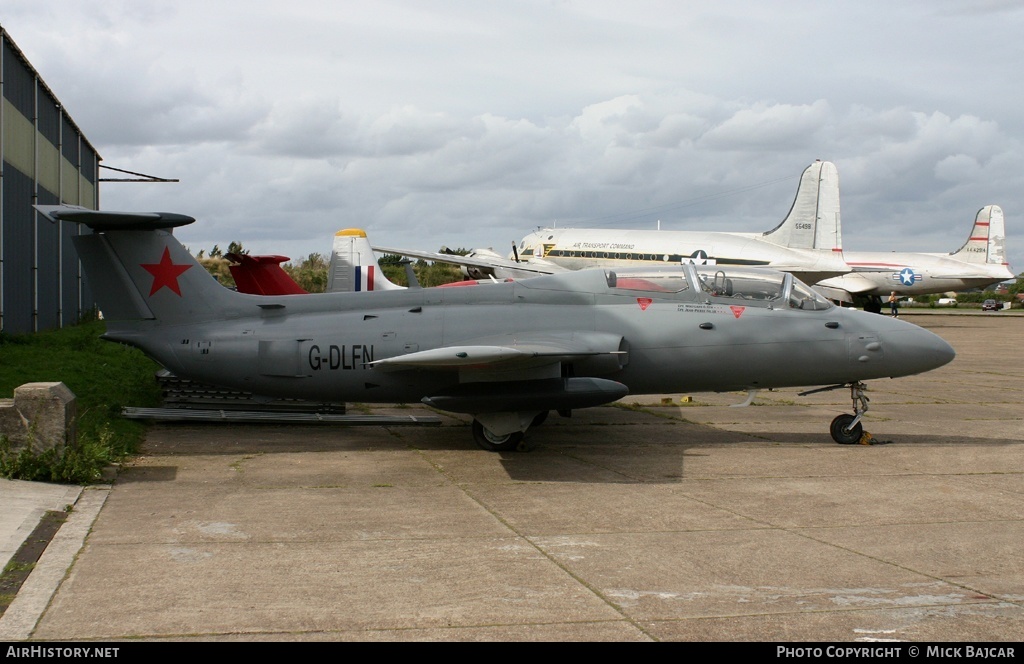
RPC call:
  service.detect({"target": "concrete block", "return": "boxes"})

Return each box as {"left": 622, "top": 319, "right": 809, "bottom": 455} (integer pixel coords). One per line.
{"left": 0, "top": 383, "right": 77, "bottom": 455}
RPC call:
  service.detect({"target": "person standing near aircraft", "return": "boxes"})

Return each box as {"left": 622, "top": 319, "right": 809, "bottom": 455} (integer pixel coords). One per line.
{"left": 888, "top": 291, "right": 899, "bottom": 317}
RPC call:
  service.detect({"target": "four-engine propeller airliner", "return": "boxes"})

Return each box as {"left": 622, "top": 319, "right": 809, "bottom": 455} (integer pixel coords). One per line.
{"left": 40, "top": 204, "right": 955, "bottom": 450}
{"left": 373, "top": 160, "right": 849, "bottom": 284}
{"left": 371, "top": 161, "right": 1013, "bottom": 308}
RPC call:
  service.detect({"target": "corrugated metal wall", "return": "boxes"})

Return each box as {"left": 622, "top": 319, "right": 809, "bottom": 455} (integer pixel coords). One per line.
{"left": 1, "top": 26, "right": 100, "bottom": 334}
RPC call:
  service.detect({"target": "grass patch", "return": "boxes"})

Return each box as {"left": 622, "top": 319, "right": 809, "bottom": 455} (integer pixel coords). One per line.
{"left": 0, "top": 319, "right": 162, "bottom": 484}
{"left": 2, "top": 561, "right": 35, "bottom": 575}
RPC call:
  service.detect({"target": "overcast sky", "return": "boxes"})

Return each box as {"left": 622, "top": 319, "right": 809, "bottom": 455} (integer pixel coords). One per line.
{"left": 4, "top": 1, "right": 1023, "bottom": 273}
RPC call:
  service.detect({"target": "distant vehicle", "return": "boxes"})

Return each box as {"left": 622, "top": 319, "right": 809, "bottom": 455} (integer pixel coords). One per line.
{"left": 982, "top": 299, "right": 1000, "bottom": 311}
{"left": 936, "top": 298, "right": 958, "bottom": 306}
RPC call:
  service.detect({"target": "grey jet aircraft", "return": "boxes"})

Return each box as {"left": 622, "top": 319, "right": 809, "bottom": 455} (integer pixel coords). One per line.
{"left": 40, "top": 205, "right": 955, "bottom": 451}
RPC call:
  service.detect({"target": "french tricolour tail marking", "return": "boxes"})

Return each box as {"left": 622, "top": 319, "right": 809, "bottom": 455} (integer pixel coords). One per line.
{"left": 326, "top": 229, "right": 403, "bottom": 293}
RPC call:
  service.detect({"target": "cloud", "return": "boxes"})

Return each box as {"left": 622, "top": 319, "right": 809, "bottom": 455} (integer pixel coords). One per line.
{"left": 699, "top": 101, "right": 832, "bottom": 151}
{"left": 934, "top": 154, "right": 983, "bottom": 183}
{"left": 3, "top": 1, "right": 1022, "bottom": 272}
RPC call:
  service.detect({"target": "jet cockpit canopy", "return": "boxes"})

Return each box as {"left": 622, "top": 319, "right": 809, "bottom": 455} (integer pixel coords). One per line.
{"left": 604, "top": 264, "right": 833, "bottom": 311}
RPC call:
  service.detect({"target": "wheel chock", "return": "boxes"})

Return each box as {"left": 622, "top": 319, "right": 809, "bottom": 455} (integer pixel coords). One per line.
{"left": 859, "top": 431, "right": 893, "bottom": 446}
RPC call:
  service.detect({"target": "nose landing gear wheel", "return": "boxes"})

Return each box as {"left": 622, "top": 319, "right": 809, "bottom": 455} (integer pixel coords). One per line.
{"left": 830, "top": 414, "right": 863, "bottom": 445}
{"left": 472, "top": 420, "right": 525, "bottom": 452}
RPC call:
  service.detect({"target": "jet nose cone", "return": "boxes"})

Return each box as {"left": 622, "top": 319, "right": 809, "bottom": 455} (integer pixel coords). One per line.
{"left": 883, "top": 326, "right": 956, "bottom": 376}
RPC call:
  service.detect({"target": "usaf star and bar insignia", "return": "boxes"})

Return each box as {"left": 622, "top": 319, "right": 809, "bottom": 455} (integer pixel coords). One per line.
{"left": 893, "top": 268, "right": 922, "bottom": 287}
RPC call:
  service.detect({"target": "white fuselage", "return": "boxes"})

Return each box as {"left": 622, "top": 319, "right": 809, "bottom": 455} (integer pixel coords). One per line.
{"left": 818, "top": 250, "right": 1014, "bottom": 296}
{"left": 514, "top": 228, "right": 848, "bottom": 283}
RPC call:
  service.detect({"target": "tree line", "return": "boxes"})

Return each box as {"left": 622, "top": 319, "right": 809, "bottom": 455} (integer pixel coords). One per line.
{"left": 191, "top": 242, "right": 468, "bottom": 292}
{"left": 192, "top": 242, "right": 1022, "bottom": 301}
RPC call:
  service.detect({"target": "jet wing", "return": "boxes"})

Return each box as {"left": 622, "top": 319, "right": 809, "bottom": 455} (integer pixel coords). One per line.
{"left": 35, "top": 205, "right": 195, "bottom": 230}
{"left": 370, "top": 344, "right": 618, "bottom": 369}
{"left": 371, "top": 331, "right": 629, "bottom": 414}
{"left": 370, "top": 331, "right": 625, "bottom": 371}
{"left": 371, "top": 245, "right": 566, "bottom": 278}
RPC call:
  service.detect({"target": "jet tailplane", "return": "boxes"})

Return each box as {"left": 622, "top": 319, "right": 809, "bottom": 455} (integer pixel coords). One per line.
{"left": 36, "top": 206, "right": 245, "bottom": 325}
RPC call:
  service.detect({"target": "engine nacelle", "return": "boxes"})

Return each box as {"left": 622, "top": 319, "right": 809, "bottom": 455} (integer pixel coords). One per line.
{"left": 459, "top": 247, "right": 506, "bottom": 279}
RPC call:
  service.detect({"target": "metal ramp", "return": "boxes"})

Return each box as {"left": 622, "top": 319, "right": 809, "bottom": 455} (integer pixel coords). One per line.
{"left": 121, "top": 407, "right": 441, "bottom": 425}
{"left": 121, "top": 370, "right": 442, "bottom": 426}
{"left": 153, "top": 369, "right": 348, "bottom": 413}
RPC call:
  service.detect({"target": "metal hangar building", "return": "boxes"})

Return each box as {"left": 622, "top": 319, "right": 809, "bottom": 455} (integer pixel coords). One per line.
{"left": 1, "top": 25, "right": 101, "bottom": 334}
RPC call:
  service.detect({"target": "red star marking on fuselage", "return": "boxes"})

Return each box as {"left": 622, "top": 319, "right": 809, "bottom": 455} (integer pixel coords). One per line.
{"left": 141, "top": 247, "right": 193, "bottom": 296}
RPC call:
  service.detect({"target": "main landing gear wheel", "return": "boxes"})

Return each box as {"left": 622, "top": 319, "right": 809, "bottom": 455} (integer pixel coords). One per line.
{"left": 472, "top": 420, "right": 525, "bottom": 452}
{"left": 830, "top": 414, "right": 863, "bottom": 445}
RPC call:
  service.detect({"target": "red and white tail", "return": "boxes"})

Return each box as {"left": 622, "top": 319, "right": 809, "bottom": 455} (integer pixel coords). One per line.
{"left": 950, "top": 205, "right": 1007, "bottom": 266}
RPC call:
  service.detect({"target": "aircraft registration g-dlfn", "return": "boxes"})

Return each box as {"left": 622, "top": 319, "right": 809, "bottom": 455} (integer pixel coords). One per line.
{"left": 40, "top": 205, "right": 955, "bottom": 451}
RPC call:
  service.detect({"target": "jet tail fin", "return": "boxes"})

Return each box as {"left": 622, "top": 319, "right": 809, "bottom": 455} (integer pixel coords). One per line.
{"left": 226, "top": 253, "right": 308, "bottom": 295}
{"left": 326, "top": 229, "right": 405, "bottom": 292}
{"left": 949, "top": 205, "right": 1007, "bottom": 265}
{"left": 761, "top": 160, "right": 843, "bottom": 253}
{"left": 36, "top": 205, "right": 245, "bottom": 325}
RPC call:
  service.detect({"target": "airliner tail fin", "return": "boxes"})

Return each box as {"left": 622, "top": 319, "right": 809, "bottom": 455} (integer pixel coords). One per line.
{"left": 950, "top": 205, "right": 1007, "bottom": 266}
{"left": 762, "top": 160, "right": 842, "bottom": 254}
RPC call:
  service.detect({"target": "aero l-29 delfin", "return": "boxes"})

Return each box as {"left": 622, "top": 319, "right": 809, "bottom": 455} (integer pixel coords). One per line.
{"left": 40, "top": 205, "right": 955, "bottom": 450}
